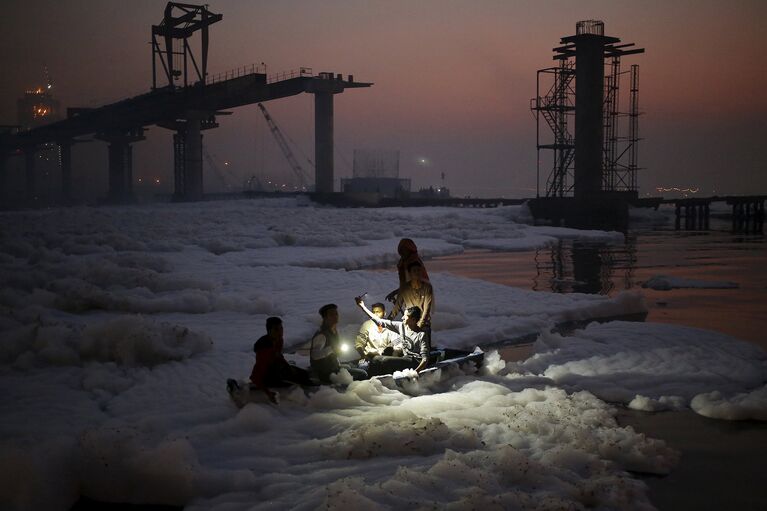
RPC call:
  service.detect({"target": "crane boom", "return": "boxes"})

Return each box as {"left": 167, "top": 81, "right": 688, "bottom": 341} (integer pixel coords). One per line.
{"left": 257, "top": 103, "right": 310, "bottom": 188}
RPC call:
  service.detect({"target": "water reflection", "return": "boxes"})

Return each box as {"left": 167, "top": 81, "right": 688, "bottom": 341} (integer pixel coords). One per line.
{"left": 533, "top": 237, "right": 637, "bottom": 295}
{"left": 426, "top": 229, "right": 766, "bottom": 346}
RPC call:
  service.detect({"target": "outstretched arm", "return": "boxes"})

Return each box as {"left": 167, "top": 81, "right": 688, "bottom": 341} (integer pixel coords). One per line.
{"left": 355, "top": 296, "right": 400, "bottom": 332}
{"left": 355, "top": 296, "right": 378, "bottom": 321}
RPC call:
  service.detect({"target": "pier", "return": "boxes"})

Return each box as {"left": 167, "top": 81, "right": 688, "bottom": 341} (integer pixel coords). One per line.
{"left": 0, "top": 2, "right": 371, "bottom": 206}
{"left": 635, "top": 195, "right": 766, "bottom": 232}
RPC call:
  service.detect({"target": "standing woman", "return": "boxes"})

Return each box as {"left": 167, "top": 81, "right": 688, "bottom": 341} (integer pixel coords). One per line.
{"left": 386, "top": 239, "right": 434, "bottom": 336}
{"left": 396, "top": 238, "right": 430, "bottom": 287}
{"left": 386, "top": 238, "right": 431, "bottom": 303}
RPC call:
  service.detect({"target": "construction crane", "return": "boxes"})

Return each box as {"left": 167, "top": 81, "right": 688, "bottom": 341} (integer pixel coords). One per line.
{"left": 203, "top": 148, "right": 238, "bottom": 190}
{"left": 257, "top": 102, "right": 312, "bottom": 189}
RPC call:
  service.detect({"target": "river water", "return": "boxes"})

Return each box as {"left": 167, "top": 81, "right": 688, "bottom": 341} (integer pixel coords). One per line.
{"left": 428, "top": 219, "right": 767, "bottom": 351}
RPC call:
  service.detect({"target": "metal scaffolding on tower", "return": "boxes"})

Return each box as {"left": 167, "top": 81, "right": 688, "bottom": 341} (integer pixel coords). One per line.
{"left": 531, "top": 20, "right": 643, "bottom": 200}
{"left": 531, "top": 59, "right": 575, "bottom": 198}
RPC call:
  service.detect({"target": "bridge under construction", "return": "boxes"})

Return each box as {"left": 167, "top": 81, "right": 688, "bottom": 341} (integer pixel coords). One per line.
{"left": 0, "top": 2, "right": 371, "bottom": 205}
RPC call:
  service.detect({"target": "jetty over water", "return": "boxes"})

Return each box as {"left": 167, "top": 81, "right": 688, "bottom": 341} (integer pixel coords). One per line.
{"left": 635, "top": 195, "right": 766, "bottom": 231}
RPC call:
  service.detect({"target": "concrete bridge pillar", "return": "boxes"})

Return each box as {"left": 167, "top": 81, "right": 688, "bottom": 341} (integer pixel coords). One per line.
{"left": 306, "top": 73, "right": 345, "bottom": 194}
{"left": 161, "top": 112, "right": 217, "bottom": 201}
{"left": 97, "top": 129, "right": 145, "bottom": 203}
{"left": 25, "top": 149, "right": 36, "bottom": 203}
{"left": 173, "top": 118, "right": 203, "bottom": 201}
{"left": 314, "top": 91, "right": 334, "bottom": 193}
{"left": 0, "top": 153, "right": 7, "bottom": 203}
{"left": 59, "top": 140, "right": 73, "bottom": 204}
{"left": 108, "top": 140, "right": 133, "bottom": 202}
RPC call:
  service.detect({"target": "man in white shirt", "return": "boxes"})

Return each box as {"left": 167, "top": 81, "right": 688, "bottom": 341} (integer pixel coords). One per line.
{"left": 355, "top": 302, "right": 399, "bottom": 361}
{"left": 355, "top": 296, "right": 431, "bottom": 375}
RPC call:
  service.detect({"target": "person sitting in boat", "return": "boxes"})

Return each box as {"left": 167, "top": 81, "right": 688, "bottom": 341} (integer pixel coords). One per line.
{"left": 389, "top": 260, "right": 433, "bottom": 331}
{"left": 250, "top": 317, "right": 312, "bottom": 403}
{"left": 355, "top": 296, "right": 430, "bottom": 374}
{"left": 355, "top": 302, "right": 399, "bottom": 361}
{"left": 310, "top": 303, "right": 368, "bottom": 384}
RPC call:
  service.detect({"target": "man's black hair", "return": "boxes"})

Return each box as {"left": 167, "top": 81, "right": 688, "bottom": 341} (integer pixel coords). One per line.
{"left": 318, "top": 303, "right": 338, "bottom": 318}
{"left": 406, "top": 306, "right": 422, "bottom": 320}
{"left": 265, "top": 316, "right": 282, "bottom": 332}
{"left": 371, "top": 302, "right": 385, "bottom": 311}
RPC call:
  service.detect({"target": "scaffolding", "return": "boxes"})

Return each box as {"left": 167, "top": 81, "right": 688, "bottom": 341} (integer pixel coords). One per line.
{"left": 531, "top": 60, "right": 576, "bottom": 198}
{"left": 602, "top": 60, "right": 642, "bottom": 192}
{"left": 152, "top": 2, "right": 223, "bottom": 89}
{"left": 531, "top": 21, "right": 643, "bottom": 199}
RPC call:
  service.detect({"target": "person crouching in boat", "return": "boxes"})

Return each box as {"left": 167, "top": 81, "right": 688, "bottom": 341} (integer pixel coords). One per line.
{"left": 354, "top": 296, "right": 430, "bottom": 375}
{"left": 250, "top": 317, "right": 312, "bottom": 403}
{"left": 310, "top": 303, "right": 368, "bottom": 384}
{"left": 355, "top": 302, "right": 399, "bottom": 361}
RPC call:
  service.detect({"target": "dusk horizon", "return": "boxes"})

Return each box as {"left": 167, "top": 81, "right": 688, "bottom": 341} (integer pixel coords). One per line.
{"left": 1, "top": 0, "right": 765, "bottom": 199}
{"left": 1, "top": 2, "right": 766, "bottom": 511}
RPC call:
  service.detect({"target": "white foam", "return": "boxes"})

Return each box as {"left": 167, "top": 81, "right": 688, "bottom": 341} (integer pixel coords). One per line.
{"left": 691, "top": 384, "right": 767, "bottom": 421}
{"left": 1, "top": 315, "right": 212, "bottom": 369}
{"left": 2, "top": 197, "right": 760, "bottom": 510}
{"left": 520, "top": 321, "right": 767, "bottom": 418}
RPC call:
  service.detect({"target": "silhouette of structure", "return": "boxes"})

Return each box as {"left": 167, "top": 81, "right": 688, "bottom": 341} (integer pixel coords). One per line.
{"left": 0, "top": 2, "right": 371, "bottom": 206}
{"left": 530, "top": 20, "right": 644, "bottom": 227}
{"left": 257, "top": 103, "right": 312, "bottom": 190}
{"left": 8, "top": 69, "right": 64, "bottom": 202}
{"left": 341, "top": 149, "right": 410, "bottom": 201}
{"left": 17, "top": 69, "right": 61, "bottom": 131}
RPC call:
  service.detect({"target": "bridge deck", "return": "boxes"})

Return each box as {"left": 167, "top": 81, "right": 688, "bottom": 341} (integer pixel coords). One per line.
{"left": 1, "top": 73, "right": 371, "bottom": 150}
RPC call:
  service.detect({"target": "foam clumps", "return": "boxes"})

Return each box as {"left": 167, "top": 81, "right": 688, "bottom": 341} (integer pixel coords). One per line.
{"left": 518, "top": 321, "right": 767, "bottom": 419}
{"left": 691, "top": 384, "right": 767, "bottom": 421}
{"left": 1, "top": 315, "right": 212, "bottom": 369}
{"left": 0, "top": 197, "right": 763, "bottom": 510}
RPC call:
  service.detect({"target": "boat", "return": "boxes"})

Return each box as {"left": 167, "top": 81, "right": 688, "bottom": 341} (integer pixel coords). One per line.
{"left": 226, "top": 347, "right": 484, "bottom": 406}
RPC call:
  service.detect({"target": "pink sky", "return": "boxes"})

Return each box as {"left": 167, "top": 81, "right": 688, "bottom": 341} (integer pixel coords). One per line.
{"left": 2, "top": 0, "right": 765, "bottom": 197}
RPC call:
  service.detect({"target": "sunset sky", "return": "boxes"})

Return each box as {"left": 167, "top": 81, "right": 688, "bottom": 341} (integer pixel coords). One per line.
{"left": 1, "top": 0, "right": 765, "bottom": 198}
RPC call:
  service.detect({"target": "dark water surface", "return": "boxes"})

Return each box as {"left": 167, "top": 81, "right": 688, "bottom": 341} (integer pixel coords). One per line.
{"left": 428, "top": 222, "right": 767, "bottom": 510}
{"left": 428, "top": 225, "right": 767, "bottom": 350}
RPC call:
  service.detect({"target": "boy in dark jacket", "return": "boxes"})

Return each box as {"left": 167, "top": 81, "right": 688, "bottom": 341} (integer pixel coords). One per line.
{"left": 250, "top": 316, "right": 311, "bottom": 403}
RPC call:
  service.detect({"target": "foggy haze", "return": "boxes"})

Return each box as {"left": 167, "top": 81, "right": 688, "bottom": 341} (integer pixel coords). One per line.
{"left": 1, "top": 0, "right": 765, "bottom": 200}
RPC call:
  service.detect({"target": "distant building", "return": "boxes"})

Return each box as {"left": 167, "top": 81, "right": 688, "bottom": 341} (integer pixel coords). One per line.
{"left": 413, "top": 186, "right": 451, "bottom": 199}
{"left": 17, "top": 83, "right": 61, "bottom": 130}
{"left": 10, "top": 74, "right": 64, "bottom": 203}
{"left": 341, "top": 149, "right": 410, "bottom": 198}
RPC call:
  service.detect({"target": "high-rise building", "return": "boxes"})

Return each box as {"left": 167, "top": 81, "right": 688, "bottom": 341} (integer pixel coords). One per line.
{"left": 17, "top": 71, "right": 61, "bottom": 130}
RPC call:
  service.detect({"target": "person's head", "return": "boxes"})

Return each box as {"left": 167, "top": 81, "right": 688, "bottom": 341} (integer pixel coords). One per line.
{"left": 318, "top": 303, "right": 339, "bottom": 328}
{"left": 407, "top": 261, "right": 423, "bottom": 283}
{"left": 371, "top": 302, "right": 386, "bottom": 319}
{"left": 398, "top": 238, "right": 418, "bottom": 258}
{"left": 265, "top": 316, "right": 283, "bottom": 338}
{"left": 403, "top": 306, "right": 422, "bottom": 329}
